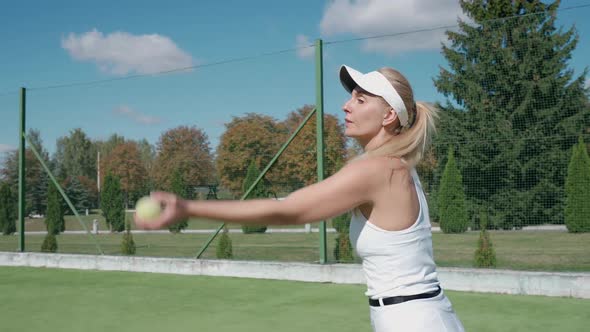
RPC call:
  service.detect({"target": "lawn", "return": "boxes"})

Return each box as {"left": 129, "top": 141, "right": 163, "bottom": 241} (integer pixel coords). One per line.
{"left": 0, "top": 231, "right": 589, "bottom": 271}
{"left": 0, "top": 266, "right": 587, "bottom": 332}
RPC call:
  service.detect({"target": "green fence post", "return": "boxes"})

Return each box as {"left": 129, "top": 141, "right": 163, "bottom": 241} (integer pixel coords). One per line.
{"left": 18, "top": 87, "right": 26, "bottom": 252}
{"left": 315, "top": 39, "right": 327, "bottom": 264}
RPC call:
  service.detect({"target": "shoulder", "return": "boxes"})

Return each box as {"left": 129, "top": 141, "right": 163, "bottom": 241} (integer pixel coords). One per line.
{"left": 340, "top": 156, "right": 410, "bottom": 185}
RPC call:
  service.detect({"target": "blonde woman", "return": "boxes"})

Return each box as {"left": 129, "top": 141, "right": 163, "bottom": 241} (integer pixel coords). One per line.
{"left": 135, "top": 65, "right": 465, "bottom": 332}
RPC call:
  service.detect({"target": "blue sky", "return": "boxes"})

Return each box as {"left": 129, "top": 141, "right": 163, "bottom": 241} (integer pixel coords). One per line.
{"left": 1, "top": 0, "right": 589, "bottom": 160}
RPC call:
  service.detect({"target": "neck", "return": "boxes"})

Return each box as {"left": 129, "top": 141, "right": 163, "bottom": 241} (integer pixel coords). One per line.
{"left": 360, "top": 130, "right": 396, "bottom": 153}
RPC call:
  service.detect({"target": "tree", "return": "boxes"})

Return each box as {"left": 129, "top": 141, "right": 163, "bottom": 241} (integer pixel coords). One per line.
{"left": 241, "top": 161, "right": 268, "bottom": 234}
{"left": 216, "top": 227, "right": 233, "bottom": 259}
{"left": 216, "top": 113, "right": 285, "bottom": 196}
{"left": 434, "top": 0, "right": 590, "bottom": 227}
{"left": 1, "top": 129, "right": 50, "bottom": 216}
{"left": 168, "top": 169, "right": 189, "bottom": 233}
{"left": 0, "top": 182, "right": 16, "bottom": 235}
{"left": 437, "top": 147, "right": 468, "bottom": 233}
{"left": 474, "top": 211, "right": 497, "bottom": 268}
{"left": 100, "top": 174, "right": 125, "bottom": 232}
{"left": 332, "top": 213, "right": 353, "bottom": 263}
{"left": 101, "top": 141, "right": 149, "bottom": 208}
{"left": 152, "top": 126, "right": 215, "bottom": 192}
{"left": 121, "top": 218, "right": 136, "bottom": 255}
{"left": 54, "top": 128, "right": 96, "bottom": 181}
{"left": 564, "top": 136, "right": 590, "bottom": 232}
{"left": 276, "top": 105, "right": 347, "bottom": 191}
{"left": 63, "top": 176, "right": 90, "bottom": 215}
{"left": 45, "top": 182, "right": 65, "bottom": 234}
{"left": 41, "top": 233, "right": 58, "bottom": 253}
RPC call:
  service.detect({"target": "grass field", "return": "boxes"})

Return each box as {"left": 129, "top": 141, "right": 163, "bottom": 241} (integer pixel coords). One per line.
{"left": 0, "top": 231, "right": 589, "bottom": 271}
{"left": 0, "top": 266, "right": 588, "bottom": 332}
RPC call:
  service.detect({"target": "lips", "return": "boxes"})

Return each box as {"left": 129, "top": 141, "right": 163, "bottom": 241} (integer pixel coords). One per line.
{"left": 345, "top": 119, "right": 353, "bottom": 123}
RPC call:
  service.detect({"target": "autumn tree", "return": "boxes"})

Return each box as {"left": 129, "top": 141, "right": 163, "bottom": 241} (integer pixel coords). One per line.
{"left": 216, "top": 114, "right": 285, "bottom": 196}
{"left": 276, "top": 105, "right": 347, "bottom": 191}
{"left": 152, "top": 126, "right": 215, "bottom": 192}
{"left": 101, "top": 141, "right": 149, "bottom": 207}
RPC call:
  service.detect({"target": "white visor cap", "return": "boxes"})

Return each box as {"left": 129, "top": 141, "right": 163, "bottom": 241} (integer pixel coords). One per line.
{"left": 339, "top": 65, "right": 409, "bottom": 127}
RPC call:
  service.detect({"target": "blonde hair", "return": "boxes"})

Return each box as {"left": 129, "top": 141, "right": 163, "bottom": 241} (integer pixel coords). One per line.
{"left": 361, "top": 67, "right": 439, "bottom": 167}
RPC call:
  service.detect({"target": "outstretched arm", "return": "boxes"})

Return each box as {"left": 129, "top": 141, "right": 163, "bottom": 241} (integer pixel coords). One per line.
{"left": 134, "top": 158, "right": 379, "bottom": 230}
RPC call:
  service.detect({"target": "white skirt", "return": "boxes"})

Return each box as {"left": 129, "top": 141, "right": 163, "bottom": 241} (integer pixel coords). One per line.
{"left": 369, "top": 290, "right": 465, "bottom": 332}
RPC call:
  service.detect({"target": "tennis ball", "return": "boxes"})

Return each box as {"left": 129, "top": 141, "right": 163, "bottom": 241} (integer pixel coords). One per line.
{"left": 135, "top": 196, "right": 162, "bottom": 221}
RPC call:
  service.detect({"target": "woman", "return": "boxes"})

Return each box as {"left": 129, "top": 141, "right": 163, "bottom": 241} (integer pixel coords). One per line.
{"left": 135, "top": 65, "right": 465, "bottom": 332}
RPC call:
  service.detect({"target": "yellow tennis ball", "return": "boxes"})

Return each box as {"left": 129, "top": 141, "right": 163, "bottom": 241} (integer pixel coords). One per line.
{"left": 135, "top": 196, "right": 162, "bottom": 221}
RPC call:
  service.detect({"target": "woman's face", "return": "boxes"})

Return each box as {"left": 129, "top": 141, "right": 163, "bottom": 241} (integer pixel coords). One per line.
{"left": 342, "top": 87, "right": 389, "bottom": 143}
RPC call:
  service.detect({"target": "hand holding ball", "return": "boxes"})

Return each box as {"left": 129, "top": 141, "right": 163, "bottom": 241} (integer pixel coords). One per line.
{"left": 135, "top": 196, "right": 162, "bottom": 222}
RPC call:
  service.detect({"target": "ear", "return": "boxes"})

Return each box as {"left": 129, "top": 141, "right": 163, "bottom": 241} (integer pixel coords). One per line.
{"left": 382, "top": 108, "right": 399, "bottom": 128}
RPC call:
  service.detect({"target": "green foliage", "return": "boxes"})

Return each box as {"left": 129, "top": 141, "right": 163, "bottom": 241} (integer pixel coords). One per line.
{"left": 45, "top": 182, "right": 65, "bottom": 234}
{"left": 438, "top": 148, "right": 468, "bottom": 233}
{"left": 241, "top": 161, "right": 268, "bottom": 234}
{"left": 100, "top": 174, "right": 125, "bottom": 232}
{"left": 121, "top": 219, "right": 136, "bottom": 255}
{"left": 334, "top": 234, "right": 354, "bottom": 263}
{"left": 168, "top": 169, "right": 189, "bottom": 234}
{"left": 331, "top": 213, "right": 351, "bottom": 233}
{"left": 216, "top": 229, "right": 233, "bottom": 259}
{"left": 332, "top": 212, "right": 354, "bottom": 263}
{"left": 474, "top": 212, "right": 497, "bottom": 268}
{"left": 41, "top": 233, "right": 58, "bottom": 253}
{"left": 0, "top": 182, "right": 16, "bottom": 235}
{"left": 565, "top": 136, "right": 590, "bottom": 232}
{"left": 433, "top": 1, "right": 590, "bottom": 227}
{"left": 65, "top": 177, "right": 91, "bottom": 214}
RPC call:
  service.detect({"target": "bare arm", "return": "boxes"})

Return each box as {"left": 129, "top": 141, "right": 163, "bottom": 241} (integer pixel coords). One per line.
{"left": 134, "top": 158, "right": 380, "bottom": 230}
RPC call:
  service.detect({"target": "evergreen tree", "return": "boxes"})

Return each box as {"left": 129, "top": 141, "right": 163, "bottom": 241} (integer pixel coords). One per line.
{"left": 241, "top": 161, "right": 268, "bottom": 234}
{"left": 168, "top": 169, "right": 189, "bottom": 233}
{"left": 216, "top": 227, "right": 233, "bottom": 259}
{"left": 564, "top": 136, "right": 590, "bottom": 232}
{"left": 45, "top": 182, "right": 65, "bottom": 234}
{"left": 65, "top": 176, "right": 90, "bottom": 214}
{"left": 121, "top": 218, "right": 136, "bottom": 255}
{"left": 100, "top": 174, "right": 125, "bottom": 232}
{"left": 332, "top": 212, "right": 354, "bottom": 262}
{"left": 434, "top": 0, "right": 590, "bottom": 227}
{"left": 438, "top": 147, "right": 468, "bottom": 233}
{"left": 41, "top": 233, "right": 58, "bottom": 253}
{"left": 0, "top": 182, "right": 16, "bottom": 235}
{"left": 474, "top": 211, "right": 497, "bottom": 268}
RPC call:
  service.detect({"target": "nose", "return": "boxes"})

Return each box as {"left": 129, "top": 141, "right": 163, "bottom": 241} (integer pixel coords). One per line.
{"left": 342, "top": 98, "right": 352, "bottom": 113}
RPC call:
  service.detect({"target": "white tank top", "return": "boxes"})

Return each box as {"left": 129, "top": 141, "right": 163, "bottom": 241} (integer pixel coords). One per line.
{"left": 349, "top": 168, "right": 440, "bottom": 299}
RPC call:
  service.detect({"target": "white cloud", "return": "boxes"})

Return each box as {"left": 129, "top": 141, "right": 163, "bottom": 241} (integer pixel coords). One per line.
{"left": 320, "top": 0, "right": 465, "bottom": 55}
{"left": 62, "top": 29, "right": 194, "bottom": 75}
{"left": 296, "top": 34, "right": 315, "bottom": 59}
{"left": 113, "top": 105, "right": 162, "bottom": 125}
{"left": 0, "top": 144, "right": 16, "bottom": 153}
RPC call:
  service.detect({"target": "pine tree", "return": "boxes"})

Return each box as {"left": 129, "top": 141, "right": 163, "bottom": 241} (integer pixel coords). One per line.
{"left": 100, "top": 174, "right": 125, "bottom": 232}
{"left": 564, "top": 136, "right": 590, "bottom": 232}
{"left": 241, "top": 161, "right": 268, "bottom": 234}
{"left": 121, "top": 218, "right": 136, "bottom": 255}
{"left": 0, "top": 182, "right": 16, "bottom": 235}
{"left": 65, "top": 176, "right": 90, "bottom": 214}
{"left": 45, "top": 182, "right": 65, "bottom": 234}
{"left": 168, "top": 169, "right": 189, "bottom": 233}
{"left": 216, "top": 227, "right": 233, "bottom": 259}
{"left": 474, "top": 211, "right": 497, "bottom": 268}
{"left": 438, "top": 147, "right": 468, "bottom": 233}
{"left": 41, "top": 233, "right": 58, "bottom": 253}
{"left": 434, "top": 1, "right": 590, "bottom": 227}
{"left": 332, "top": 213, "right": 354, "bottom": 262}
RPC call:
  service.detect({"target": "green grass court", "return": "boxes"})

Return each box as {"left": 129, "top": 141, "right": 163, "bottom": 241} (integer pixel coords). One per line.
{"left": 0, "top": 266, "right": 588, "bottom": 332}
